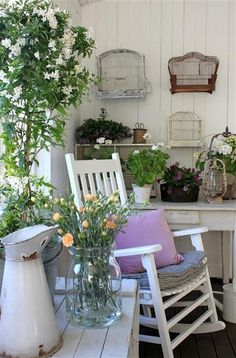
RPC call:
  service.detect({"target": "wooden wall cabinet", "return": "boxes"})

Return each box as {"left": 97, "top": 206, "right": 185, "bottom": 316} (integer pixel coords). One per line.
{"left": 168, "top": 52, "right": 219, "bottom": 94}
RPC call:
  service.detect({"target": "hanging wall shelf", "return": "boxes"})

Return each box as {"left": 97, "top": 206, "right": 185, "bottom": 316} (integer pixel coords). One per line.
{"left": 96, "top": 49, "right": 151, "bottom": 99}
{"left": 168, "top": 52, "right": 219, "bottom": 94}
{"left": 168, "top": 111, "right": 203, "bottom": 147}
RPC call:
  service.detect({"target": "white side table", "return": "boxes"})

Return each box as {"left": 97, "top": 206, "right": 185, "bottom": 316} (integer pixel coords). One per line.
{"left": 52, "top": 278, "right": 139, "bottom": 358}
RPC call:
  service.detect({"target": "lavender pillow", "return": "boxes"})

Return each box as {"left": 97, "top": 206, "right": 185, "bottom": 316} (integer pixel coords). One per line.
{"left": 115, "top": 208, "right": 184, "bottom": 274}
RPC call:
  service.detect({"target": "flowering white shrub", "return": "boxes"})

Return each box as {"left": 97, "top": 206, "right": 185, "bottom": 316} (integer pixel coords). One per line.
{"left": 0, "top": 0, "right": 95, "bottom": 237}
{"left": 0, "top": 0, "right": 95, "bottom": 176}
{"left": 196, "top": 136, "right": 236, "bottom": 175}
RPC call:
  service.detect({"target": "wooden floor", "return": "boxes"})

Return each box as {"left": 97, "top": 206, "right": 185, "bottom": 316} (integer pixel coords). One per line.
{"left": 139, "top": 279, "right": 236, "bottom": 358}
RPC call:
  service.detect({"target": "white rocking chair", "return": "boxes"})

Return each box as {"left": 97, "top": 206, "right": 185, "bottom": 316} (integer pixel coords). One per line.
{"left": 65, "top": 152, "right": 225, "bottom": 358}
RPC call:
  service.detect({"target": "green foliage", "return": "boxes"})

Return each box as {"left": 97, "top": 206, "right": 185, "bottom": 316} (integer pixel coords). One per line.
{"left": 127, "top": 146, "right": 169, "bottom": 187}
{"left": 83, "top": 145, "right": 114, "bottom": 160}
{"left": 0, "top": 176, "right": 54, "bottom": 238}
{"left": 75, "top": 108, "right": 132, "bottom": 144}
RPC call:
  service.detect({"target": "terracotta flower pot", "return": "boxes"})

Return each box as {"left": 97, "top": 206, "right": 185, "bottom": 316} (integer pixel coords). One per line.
{"left": 160, "top": 184, "right": 199, "bottom": 202}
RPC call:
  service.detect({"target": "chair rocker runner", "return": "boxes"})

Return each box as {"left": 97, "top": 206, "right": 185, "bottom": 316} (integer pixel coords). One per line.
{"left": 65, "top": 152, "right": 225, "bottom": 358}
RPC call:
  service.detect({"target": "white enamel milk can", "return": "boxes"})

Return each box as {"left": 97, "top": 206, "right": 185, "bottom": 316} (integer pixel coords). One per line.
{"left": 0, "top": 225, "right": 62, "bottom": 357}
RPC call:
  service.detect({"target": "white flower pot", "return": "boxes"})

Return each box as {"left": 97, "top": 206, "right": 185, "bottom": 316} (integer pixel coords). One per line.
{"left": 132, "top": 184, "right": 152, "bottom": 203}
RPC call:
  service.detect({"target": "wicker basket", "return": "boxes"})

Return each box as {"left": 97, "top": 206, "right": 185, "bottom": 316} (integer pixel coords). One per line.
{"left": 133, "top": 128, "right": 147, "bottom": 144}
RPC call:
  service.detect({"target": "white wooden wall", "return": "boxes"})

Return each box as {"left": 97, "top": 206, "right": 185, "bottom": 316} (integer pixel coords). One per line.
{"left": 78, "top": 0, "right": 236, "bottom": 277}
{"left": 80, "top": 0, "right": 235, "bottom": 158}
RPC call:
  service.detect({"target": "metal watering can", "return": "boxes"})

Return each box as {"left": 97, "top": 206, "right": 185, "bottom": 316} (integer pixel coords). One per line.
{"left": 0, "top": 225, "right": 62, "bottom": 357}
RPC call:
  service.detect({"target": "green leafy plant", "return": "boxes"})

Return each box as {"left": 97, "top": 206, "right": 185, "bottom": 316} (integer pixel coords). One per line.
{"left": 162, "top": 163, "right": 202, "bottom": 191}
{"left": 75, "top": 108, "right": 132, "bottom": 144}
{"left": 127, "top": 145, "right": 169, "bottom": 187}
{"left": 0, "top": 0, "right": 95, "bottom": 238}
{"left": 83, "top": 145, "right": 114, "bottom": 160}
{"left": 195, "top": 136, "right": 236, "bottom": 175}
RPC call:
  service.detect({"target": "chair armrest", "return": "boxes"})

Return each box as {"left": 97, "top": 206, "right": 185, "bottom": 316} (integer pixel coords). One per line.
{"left": 114, "top": 244, "right": 162, "bottom": 258}
{"left": 172, "top": 226, "right": 208, "bottom": 237}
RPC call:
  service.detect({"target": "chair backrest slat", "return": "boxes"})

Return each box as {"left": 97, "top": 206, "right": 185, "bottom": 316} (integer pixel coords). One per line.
{"left": 88, "top": 173, "right": 97, "bottom": 196}
{"left": 102, "top": 172, "right": 112, "bottom": 196}
{"left": 80, "top": 174, "right": 89, "bottom": 196}
{"left": 109, "top": 172, "right": 118, "bottom": 192}
{"left": 65, "top": 152, "right": 127, "bottom": 208}
{"left": 95, "top": 172, "right": 104, "bottom": 193}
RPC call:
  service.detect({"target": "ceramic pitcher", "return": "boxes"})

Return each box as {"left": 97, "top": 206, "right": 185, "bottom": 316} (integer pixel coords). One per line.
{"left": 0, "top": 224, "right": 62, "bottom": 358}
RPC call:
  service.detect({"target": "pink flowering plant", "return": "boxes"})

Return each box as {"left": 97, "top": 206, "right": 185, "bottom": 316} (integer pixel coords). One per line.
{"left": 162, "top": 163, "right": 202, "bottom": 192}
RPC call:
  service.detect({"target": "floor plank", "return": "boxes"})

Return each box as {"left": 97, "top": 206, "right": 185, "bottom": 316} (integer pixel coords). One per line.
{"left": 139, "top": 279, "right": 236, "bottom": 358}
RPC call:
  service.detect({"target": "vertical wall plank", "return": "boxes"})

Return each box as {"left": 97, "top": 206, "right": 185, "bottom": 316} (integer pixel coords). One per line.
{"left": 80, "top": 3, "right": 97, "bottom": 119}
{"left": 226, "top": 0, "right": 236, "bottom": 132}
{"left": 159, "top": 0, "right": 173, "bottom": 144}
{"left": 205, "top": 0, "right": 229, "bottom": 135}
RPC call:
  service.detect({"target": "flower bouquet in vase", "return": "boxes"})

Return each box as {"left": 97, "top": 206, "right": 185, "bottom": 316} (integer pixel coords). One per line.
{"left": 51, "top": 191, "right": 134, "bottom": 328}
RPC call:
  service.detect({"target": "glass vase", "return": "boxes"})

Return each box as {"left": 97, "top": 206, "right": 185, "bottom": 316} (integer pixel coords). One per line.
{"left": 65, "top": 244, "right": 122, "bottom": 328}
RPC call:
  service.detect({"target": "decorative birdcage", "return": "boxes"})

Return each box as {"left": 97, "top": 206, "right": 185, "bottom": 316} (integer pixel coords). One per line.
{"left": 168, "top": 52, "right": 219, "bottom": 94}
{"left": 96, "top": 49, "right": 151, "bottom": 99}
{"left": 168, "top": 111, "right": 203, "bottom": 147}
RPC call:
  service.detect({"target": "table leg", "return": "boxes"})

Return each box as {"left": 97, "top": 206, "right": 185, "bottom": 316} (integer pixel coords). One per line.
{"left": 233, "top": 215, "right": 236, "bottom": 291}
{"left": 222, "top": 231, "right": 231, "bottom": 284}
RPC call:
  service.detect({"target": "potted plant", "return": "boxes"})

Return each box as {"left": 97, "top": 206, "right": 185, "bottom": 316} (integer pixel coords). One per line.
{"left": 0, "top": 0, "right": 95, "bottom": 299}
{"left": 127, "top": 144, "right": 169, "bottom": 203}
{"left": 75, "top": 108, "right": 132, "bottom": 144}
{"left": 160, "top": 163, "right": 202, "bottom": 202}
{"left": 195, "top": 135, "right": 236, "bottom": 199}
{"left": 49, "top": 191, "right": 134, "bottom": 328}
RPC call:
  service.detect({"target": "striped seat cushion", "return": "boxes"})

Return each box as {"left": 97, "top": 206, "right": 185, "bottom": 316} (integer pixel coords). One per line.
{"left": 122, "top": 250, "right": 207, "bottom": 291}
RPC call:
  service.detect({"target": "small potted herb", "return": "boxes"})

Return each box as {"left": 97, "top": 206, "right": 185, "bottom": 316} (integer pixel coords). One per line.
{"left": 160, "top": 163, "right": 202, "bottom": 202}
